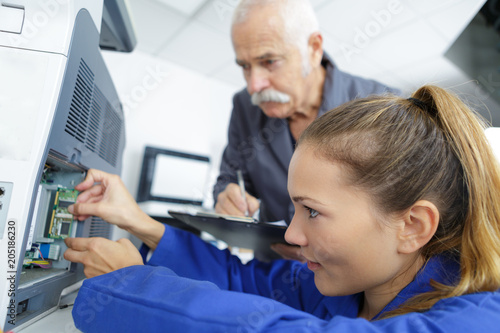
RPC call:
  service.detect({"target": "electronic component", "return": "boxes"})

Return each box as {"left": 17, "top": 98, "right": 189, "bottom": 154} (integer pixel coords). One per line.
{"left": 48, "top": 188, "right": 78, "bottom": 239}
{"left": 23, "top": 244, "right": 53, "bottom": 269}
{"left": 39, "top": 243, "right": 60, "bottom": 260}
{"left": 22, "top": 183, "right": 80, "bottom": 271}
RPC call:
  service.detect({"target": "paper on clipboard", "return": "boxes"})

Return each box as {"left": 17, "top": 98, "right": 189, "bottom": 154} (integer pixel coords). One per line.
{"left": 194, "top": 211, "right": 259, "bottom": 223}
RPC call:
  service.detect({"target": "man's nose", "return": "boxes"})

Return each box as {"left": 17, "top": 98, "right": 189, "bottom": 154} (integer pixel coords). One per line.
{"left": 247, "top": 68, "right": 270, "bottom": 95}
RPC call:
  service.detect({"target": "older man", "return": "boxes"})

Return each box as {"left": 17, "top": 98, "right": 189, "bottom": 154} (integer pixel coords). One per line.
{"left": 214, "top": 0, "right": 399, "bottom": 260}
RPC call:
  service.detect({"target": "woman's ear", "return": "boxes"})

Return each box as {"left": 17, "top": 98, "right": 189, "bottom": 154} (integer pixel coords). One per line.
{"left": 397, "top": 200, "right": 439, "bottom": 254}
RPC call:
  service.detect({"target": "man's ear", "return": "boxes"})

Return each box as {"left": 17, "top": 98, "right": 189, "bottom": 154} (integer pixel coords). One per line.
{"left": 398, "top": 200, "right": 439, "bottom": 254}
{"left": 308, "top": 32, "right": 323, "bottom": 67}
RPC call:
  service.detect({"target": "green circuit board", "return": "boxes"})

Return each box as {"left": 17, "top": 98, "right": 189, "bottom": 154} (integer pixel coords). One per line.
{"left": 48, "top": 188, "right": 78, "bottom": 239}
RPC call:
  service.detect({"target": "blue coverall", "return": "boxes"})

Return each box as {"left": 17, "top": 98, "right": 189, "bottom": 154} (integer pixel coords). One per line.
{"left": 73, "top": 226, "right": 500, "bottom": 332}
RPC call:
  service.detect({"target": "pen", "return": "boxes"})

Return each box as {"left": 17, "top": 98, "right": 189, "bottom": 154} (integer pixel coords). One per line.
{"left": 236, "top": 169, "right": 249, "bottom": 216}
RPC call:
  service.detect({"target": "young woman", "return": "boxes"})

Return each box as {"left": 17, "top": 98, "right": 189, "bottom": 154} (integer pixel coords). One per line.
{"left": 65, "top": 85, "right": 500, "bottom": 332}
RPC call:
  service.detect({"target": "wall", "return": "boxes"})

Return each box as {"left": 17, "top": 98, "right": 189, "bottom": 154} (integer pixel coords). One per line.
{"left": 101, "top": 50, "right": 241, "bottom": 239}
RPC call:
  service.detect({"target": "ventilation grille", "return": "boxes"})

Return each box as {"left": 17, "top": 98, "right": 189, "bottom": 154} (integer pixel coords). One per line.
{"left": 64, "top": 59, "right": 122, "bottom": 167}
{"left": 88, "top": 216, "right": 112, "bottom": 238}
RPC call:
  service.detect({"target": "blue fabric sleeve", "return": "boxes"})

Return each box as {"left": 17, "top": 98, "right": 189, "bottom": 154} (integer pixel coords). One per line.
{"left": 72, "top": 264, "right": 500, "bottom": 332}
{"left": 143, "top": 225, "right": 322, "bottom": 312}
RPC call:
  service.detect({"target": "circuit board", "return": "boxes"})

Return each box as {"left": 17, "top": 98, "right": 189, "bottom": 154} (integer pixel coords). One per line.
{"left": 48, "top": 188, "right": 78, "bottom": 239}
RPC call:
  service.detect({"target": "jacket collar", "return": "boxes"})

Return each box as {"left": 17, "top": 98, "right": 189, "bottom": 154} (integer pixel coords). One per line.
{"left": 374, "top": 253, "right": 460, "bottom": 319}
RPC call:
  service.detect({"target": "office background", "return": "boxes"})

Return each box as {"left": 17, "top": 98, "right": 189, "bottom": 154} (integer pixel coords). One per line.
{"left": 101, "top": 0, "right": 499, "bottom": 239}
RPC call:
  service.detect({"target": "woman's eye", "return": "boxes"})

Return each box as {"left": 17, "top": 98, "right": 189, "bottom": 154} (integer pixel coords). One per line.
{"left": 305, "top": 206, "right": 319, "bottom": 218}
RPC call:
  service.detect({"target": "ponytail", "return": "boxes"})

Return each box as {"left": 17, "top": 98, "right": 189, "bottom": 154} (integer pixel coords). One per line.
{"left": 412, "top": 86, "right": 500, "bottom": 292}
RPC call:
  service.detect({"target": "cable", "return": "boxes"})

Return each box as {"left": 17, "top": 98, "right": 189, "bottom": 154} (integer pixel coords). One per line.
{"left": 28, "top": 260, "right": 52, "bottom": 269}
{"left": 35, "top": 246, "right": 45, "bottom": 260}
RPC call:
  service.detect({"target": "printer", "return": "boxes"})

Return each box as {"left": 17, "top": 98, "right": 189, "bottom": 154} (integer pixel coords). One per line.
{"left": 0, "top": 0, "right": 135, "bottom": 330}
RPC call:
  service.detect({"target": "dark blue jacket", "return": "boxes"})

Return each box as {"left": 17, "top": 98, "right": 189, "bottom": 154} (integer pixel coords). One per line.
{"left": 73, "top": 226, "right": 500, "bottom": 332}
{"left": 213, "top": 53, "right": 400, "bottom": 224}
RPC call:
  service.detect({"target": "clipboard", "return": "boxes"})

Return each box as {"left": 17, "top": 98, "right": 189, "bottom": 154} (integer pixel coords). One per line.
{"left": 168, "top": 210, "right": 287, "bottom": 253}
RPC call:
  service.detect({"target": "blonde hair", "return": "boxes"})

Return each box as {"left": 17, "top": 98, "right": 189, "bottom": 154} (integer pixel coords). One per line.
{"left": 298, "top": 85, "right": 500, "bottom": 316}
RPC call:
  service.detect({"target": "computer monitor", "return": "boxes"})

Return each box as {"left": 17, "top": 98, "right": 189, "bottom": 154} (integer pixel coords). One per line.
{"left": 137, "top": 146, "right": 211, "bottom": 206}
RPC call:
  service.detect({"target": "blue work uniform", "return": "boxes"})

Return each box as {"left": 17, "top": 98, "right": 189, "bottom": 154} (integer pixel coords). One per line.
{"left": 72, "top": 226, "right": 500, "bottom": 332}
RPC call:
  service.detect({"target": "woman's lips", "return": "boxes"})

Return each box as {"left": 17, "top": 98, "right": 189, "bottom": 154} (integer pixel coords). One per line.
{"left": 307, "top": 260, "right": 321, "bottom": 271}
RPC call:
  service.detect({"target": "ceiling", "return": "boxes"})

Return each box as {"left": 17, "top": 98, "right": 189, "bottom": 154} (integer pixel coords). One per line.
{"left": 125, "top": 0, "right": 487, "bottom": 91}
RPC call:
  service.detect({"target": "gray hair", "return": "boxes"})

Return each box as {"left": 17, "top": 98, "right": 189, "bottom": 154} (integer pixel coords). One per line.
{"left": 232, "top": 0, "right": 320, "bottom": 76}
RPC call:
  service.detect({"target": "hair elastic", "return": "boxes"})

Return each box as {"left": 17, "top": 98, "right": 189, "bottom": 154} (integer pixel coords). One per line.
{"left": 407, "top": 97, "right": 428, "bottom": 111}
{"left": 407, "top": 97, "right": 438, "bottom": 118}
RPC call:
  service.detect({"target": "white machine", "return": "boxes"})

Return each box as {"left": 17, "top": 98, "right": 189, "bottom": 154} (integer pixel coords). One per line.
{"left": 0, "top": 1, "right": 134, "bottom": 330}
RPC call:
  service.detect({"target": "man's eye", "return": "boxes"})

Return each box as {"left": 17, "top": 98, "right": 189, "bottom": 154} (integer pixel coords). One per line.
{"left": 239, "top": 63, "right": 250, "bottom": 70}
{"left": 264, "top": 59, "right": 277, "bottom": 68}
{"left": 305, "top": 206, "right": 319, "bottom": 218}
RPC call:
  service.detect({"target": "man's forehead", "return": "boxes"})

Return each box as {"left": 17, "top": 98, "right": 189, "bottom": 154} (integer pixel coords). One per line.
{"left": 232, "top": 26, "right": 290, "bottom": 62}
{"left": 232, "top": 7, "right": 285, "bottom": 44}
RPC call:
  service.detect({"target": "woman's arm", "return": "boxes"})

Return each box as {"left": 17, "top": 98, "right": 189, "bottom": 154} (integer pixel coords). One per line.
{"left": 73, "top": 264, "right": 500, "bottom": 332}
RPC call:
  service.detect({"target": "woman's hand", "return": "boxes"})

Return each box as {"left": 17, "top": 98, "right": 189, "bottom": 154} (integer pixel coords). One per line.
{"left": 69, "top": 169, "right": 165, "bottom": 250}
{"left": 69, "top": 169, "right": 142, "bottom": 230}
{"left": 64, "top": 237, "right": 143, "bottom": 278}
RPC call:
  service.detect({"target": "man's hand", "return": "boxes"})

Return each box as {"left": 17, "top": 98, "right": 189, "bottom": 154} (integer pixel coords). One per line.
{"left": 64, "top": 237, "right": 143, "bottom": 278}
{"left": 270, "top": 243, "right": 306, "bottom": 262}
{"left": 215, "top": 183, "right": 259, "bottom": 217}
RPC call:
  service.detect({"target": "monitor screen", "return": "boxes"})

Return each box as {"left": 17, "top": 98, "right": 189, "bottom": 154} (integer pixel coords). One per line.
{"left": 137, "top": 146, "right": 211, "bottom": 205}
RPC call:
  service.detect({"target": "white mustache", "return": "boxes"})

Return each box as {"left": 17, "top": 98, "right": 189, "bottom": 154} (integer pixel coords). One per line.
{"left": 251, "top": 89, "right": 291, "bottom": 105}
